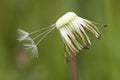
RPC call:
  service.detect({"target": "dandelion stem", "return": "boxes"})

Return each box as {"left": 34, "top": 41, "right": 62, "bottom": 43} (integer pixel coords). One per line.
{"left": 71, "top": 51, "right": 79, "bottom": 80}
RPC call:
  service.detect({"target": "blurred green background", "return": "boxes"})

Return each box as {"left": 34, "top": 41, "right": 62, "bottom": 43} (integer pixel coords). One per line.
{"left": 0, "top": 0, "right": 120, "bottom": 80}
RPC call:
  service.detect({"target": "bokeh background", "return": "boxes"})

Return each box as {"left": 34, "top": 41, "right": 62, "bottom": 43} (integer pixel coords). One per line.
{"left": 0, "top": 0, "right": 120, "bottom": 80}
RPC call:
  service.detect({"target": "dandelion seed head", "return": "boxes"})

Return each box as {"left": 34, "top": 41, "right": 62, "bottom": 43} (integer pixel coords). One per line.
{"left": 56, "top": 12, "right": 102, "bottom": 55}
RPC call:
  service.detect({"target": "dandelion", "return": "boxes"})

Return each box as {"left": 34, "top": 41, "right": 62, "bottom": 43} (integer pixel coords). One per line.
{"left": 56, "top": 12, "right": 107, "bottom": 56}
{"left": 17, "top": 12, "right": 106, "bottom": 58}
{"left": 55, "top": 12, "right": 107, "bottom": 80}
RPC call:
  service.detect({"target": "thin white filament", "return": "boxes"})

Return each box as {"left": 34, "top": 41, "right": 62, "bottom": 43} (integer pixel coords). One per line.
{"left": 32, "top": 28, "right": 52, "bottom": 40}
{"left": 36, "top": 29, "right": 53, "bottom": 46}
{"left": 29, "top": 26, "right": 51, "bottom": 35}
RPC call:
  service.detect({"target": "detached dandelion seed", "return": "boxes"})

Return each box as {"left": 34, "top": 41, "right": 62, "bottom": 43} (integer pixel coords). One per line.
{"left": 18, "top": 29, "right": 38, "bottom": 57}
{"left": 17, "top": 25, "right": 55, "bottom": 57}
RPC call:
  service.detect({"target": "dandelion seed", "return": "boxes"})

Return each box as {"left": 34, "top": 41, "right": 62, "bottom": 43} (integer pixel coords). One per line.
{"left": 17, "top": 29, "right": 38, "bottom": 57}
{"left": 17, "top": 12, "right": 106, "bottom": 58}
{"left": 17, "top": 25, "right": 55, "bottom": 57}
